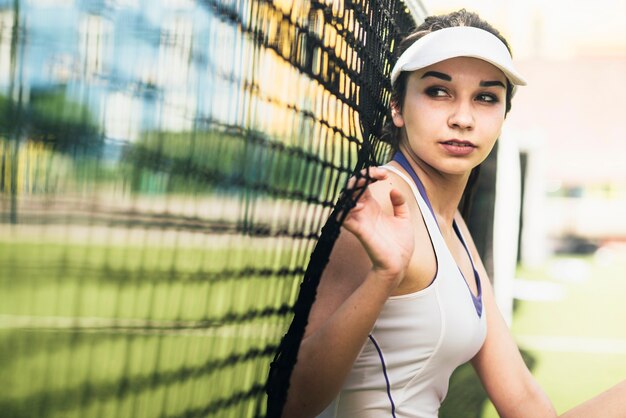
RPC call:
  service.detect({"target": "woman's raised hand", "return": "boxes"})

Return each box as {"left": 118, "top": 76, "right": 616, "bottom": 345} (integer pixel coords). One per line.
{"left": 342, "top": 167, "right": 415, "bottom": 290}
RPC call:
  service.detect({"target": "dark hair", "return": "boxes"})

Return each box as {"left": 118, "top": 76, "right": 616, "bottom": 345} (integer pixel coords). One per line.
{"left": 382, "top": 9, "right": 515, "bottom": 217}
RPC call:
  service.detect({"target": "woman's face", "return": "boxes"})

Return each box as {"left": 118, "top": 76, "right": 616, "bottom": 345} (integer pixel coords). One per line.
{"left": 392, "top": 56, "right": 507, "bottom": 176}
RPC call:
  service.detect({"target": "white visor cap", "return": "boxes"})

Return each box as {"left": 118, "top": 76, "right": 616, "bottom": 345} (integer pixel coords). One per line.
{"left": 390, "top": 26, "right": 527, "bottom": 90}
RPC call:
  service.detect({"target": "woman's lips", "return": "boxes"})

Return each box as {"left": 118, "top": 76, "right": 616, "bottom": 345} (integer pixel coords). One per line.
{"left": 440, "top": 140, "right": 476, "bottom": 156}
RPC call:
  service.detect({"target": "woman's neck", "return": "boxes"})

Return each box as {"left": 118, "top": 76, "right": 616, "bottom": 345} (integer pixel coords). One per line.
{"left": 395, "top": 144, "right": 470, "bottom": 227}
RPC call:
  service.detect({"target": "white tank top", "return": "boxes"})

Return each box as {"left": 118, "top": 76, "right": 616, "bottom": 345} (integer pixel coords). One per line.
{"left": 318, "top": 163, "right": 487, "bottom": 418}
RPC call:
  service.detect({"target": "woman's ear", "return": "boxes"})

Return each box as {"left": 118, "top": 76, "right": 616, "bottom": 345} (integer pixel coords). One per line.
{"left": 391, "top": 102, "right": 404, "bottom": 128}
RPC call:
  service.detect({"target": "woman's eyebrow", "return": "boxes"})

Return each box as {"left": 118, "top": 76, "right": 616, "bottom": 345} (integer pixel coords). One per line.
{"left": 479, "top": 80, "right": 506, "bottom": 88}
{"left": 420, "top": 71, "right": 451, "bottom": 81}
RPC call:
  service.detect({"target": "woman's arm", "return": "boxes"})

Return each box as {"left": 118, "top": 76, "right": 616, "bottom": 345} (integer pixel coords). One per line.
{"left": 283, "top": 267, "right": 401, "bottom": 417}
{"left": 559, "top": 380, "right": 626, "bottom": 417}
{"left": 471, "top": 267, "right": 557, "bottom": 418}
{"left": 454, "top": 214, "right": 557, "bottom": 418}
{"left": 282, "top": 168, "right": 415, "bottom": 418}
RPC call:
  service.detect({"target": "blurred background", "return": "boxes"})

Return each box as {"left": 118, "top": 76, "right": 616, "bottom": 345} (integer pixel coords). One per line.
{"left": 1, "top": 0, "right": 624, "bottom": 417}
{"left": 0, "top": 1, "right": 411, "bottom": 417}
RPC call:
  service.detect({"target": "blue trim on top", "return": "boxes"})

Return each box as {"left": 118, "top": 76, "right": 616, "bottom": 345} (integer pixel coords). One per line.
{"left": 368, "top": 335, "right": 397, "bottom": 418}
{"left": 453, "top": 222, "right": 483, "bottom": 317}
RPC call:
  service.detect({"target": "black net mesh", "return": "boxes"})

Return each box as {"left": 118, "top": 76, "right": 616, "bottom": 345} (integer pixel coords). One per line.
{"left": 0, "top": 0, "right": 419, "bottom": 417}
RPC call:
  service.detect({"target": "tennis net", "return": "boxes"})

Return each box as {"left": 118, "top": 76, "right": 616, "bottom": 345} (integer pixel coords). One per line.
{"left": 0, "top": 0, "right": 421, "bottom": 417}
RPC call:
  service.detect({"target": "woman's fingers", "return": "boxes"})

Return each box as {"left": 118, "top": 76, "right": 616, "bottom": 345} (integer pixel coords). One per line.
{"left": 345, "top": 167, "right": 389, "bottom": 191}
{"left": 339, "top": 168, "right": 383, "bottom": 221}
{"left": 344, "top": 168, "right": 410, "bottom": 220}
{"left": 342, "top": 167, "right": 413, "bottom": 228}
{"left": 389, "top": 188, "right": 410, "bottom": 219}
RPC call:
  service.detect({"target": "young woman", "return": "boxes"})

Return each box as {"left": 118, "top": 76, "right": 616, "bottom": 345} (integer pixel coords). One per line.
{"left": 282, "top": 9, "right": 626, "bottom": 418}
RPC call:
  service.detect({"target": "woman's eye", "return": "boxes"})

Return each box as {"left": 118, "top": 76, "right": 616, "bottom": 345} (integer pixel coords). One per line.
{"left": 476, "top": 93, "right": 499, "bottom": 103}
{"left": 425, "top": 87, "right": 449, "bottom": 98}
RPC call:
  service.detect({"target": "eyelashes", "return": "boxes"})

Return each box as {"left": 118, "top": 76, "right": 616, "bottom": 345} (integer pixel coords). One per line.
{"left": 424, "top": 86, "right": 501, "bottom": 103}
{"left": 476, "top": 93, "right": 499, "bottom": 103}
{"left": 425, "top": 86, "right": 448, "bottom": 98}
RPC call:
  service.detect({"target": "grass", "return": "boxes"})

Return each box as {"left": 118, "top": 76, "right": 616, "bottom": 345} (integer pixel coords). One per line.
{"left": 0, "top": 241, "right": 299, "bottom": 320}
{"left": 0, "top": 329, "right": 275, "bottom": 418}
{"left": 3, "top": 234, "right": 625, "bottom": 418}
{"left": 0, "top": 237, "right": 299, "bottom": 418}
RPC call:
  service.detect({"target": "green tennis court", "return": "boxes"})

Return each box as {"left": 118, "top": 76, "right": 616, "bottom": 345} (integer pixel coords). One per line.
{"left": 0, "top": 237, "right": 296, "bottom": 418}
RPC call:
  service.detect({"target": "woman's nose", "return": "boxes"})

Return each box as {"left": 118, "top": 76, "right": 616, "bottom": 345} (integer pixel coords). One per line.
{"left": 447, "top": 100, "right": 475, "bottom": 130}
